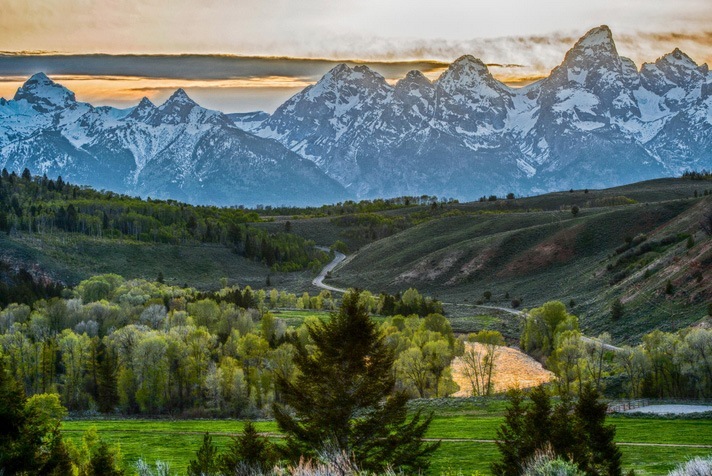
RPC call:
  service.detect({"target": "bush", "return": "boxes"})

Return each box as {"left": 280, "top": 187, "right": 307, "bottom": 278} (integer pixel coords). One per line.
{"left": 611, "top": 299, "right": 624, "bottom": 321}
{"left": 521, "top": 448, "right": 585, "bottom": 476}
{"left": 667, "top": 455, "right": 712, "bottom": 476}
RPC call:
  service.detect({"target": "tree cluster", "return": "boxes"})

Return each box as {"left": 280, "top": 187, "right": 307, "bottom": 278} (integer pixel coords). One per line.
{"left": 0, "top": 356, "right": 124, "bottom": 476}
{"left": 0, "top": 275, "right": 458, "bottom": 417}
{"left": 0, "top": 169, "right": 329, "bottom": 272}
{"left": 521, "top": 301, "right": 712, "bottom": 399}
{"left": 493, "top": 385, "right": 621, "bottom": 476}
{"left": 0, "top": 261, "right": 64, "bottom": 307}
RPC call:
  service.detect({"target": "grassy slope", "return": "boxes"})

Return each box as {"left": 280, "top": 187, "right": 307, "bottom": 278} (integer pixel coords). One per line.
{"left": 0, "top": 232, "right": 314, "bottom": 291}
{"left": 320, "top": 180, "right": 711, "bottom": 342}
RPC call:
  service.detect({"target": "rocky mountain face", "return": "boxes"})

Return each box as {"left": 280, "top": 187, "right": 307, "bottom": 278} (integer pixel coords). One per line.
{"left": 252, "top": 25, "right": 712, "bottom": 199}
{"left": 0, "top": 74, "right": 347, "bottom": 206}
{"left": 1, "top": 26, "right": 710, "bottom": 205}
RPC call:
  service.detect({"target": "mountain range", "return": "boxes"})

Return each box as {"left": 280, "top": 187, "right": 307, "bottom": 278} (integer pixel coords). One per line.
{"left": 1, "top": 25, "right": 711, "bottom": 205}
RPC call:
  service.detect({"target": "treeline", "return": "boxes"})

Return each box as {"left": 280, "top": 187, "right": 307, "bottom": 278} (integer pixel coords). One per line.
{"left": 682, "top": 169, "right": 712, "bottom": 180}
{"left": 0, "top": 169, "right": 329, "bottom": 271}
{"left": 0, "top": 275, "right": 458, "bottom": 415}
{"left": 520, "top": 301, "right": 712, "bottom": 399}
{"left": 253, "top": 195, "right": 458, "bottom": 218}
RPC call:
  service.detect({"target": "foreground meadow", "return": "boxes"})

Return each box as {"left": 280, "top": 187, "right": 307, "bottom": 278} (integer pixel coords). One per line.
{"left": 62, "top": 402, "right": 712, "bottom": 475}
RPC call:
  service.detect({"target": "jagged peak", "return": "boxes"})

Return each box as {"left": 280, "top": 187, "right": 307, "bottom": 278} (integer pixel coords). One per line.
{"left": 451, "top": 55, "right": 489, "bottom": 71}
{"left": 395, "top": 70, "right": 433, "bottom": 95}
{"left": 28, "top": 72, "right": 52, "bottom": 83}
{"left": 127, "top": 96, "right": 157, "bottom": 120}
{"left": 320, "top": 63, "right": 384, "bottom": 83}
{"left": 436, "top": 55, "right": 498, "bottom": 93}
{"left": 659, "top": 48, "right": 699, "bottom": 69}
{"left": 399, "top": 70, "right": 432, "bottom": 86}
{"left": 13, "top": 72, "right": 76, "bottom": 110}
{"left": 137, "top": 96, "right": 156, "bottom": 108}
{"left": 328, "top": 63, "right": 352, "bottom": 76}
{"left": 405, "top": 70, "right": 428, "bottom": 80}
{"left": 164, "top": 88, "right": 196, "bottom": 105}
{"left": 576, "top": 25, "right": 615, "bottom": 49}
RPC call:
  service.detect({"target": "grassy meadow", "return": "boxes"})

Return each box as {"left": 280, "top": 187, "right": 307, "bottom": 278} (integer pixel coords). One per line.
{"left": 62, "top": 404, "right": 712, "bottom": 475}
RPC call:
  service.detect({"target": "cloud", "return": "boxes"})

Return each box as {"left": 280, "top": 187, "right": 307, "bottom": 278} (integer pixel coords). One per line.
{"left": 0, "top": 53, "right": 454, "bottom": 83}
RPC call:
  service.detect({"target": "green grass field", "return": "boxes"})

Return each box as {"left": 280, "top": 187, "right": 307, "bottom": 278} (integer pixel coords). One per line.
{"left": 62, "top": 412, "right": 712, "bottom": 475}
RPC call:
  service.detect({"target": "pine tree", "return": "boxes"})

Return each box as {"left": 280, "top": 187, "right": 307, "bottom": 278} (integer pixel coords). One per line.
{"left": 525, "top": 385, "right": 552, "bottom": 452}
{"left": 549, "top": 396, "right": 580, "bottom": 462}
{"left": 219, "top": 421, "right": 276, "bottom": 475}
{"left": 273, "top": 290, "right": 437, "bottom": 472}
{"left": 188, "top": 432, "right": 220, "bottom": 476}
{"left": 88, "top": 440, "right": 125, "bottom": 476}
{"left": 96, "top": 342, "right": 119, "bottom": 413}
{"left": 574, "top": 385, "right": 622, "bottom": 476}
{"left": 0, "top": 358, "right": 73, "bottom": 475}
{"left": 0, "top": 356, "right": 39, "bottom": 474}
{"left": 492, "top": 389, "right": 528, "bottom": 476}
{"left": 494, "top": 385, "right": 621, "bottom": 476}
{"left": 611, "top": 298, "right": 624, "bottom": 321}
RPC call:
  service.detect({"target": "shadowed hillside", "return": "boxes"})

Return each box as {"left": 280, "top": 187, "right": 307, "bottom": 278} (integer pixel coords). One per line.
{"left": 320, "top": 179, "right": 711, "bottom": 341}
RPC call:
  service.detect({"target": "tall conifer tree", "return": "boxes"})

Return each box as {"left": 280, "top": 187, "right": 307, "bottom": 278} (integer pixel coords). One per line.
{"left": 273, "top": 290, "right": 437, "bottom": 472}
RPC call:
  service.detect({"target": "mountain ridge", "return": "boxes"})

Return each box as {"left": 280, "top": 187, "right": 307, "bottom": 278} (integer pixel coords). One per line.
{"left": 1, "top": 25, "right": 711, "bottom": 205}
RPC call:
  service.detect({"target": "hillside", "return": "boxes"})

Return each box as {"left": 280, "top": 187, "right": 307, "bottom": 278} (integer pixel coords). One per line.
{"left": 317, "top": 178, "right": 712, "bottom": 341}
{"left": 0, "top": 171, "right": 326, "bottom": 291}
{"left": 1, "top": 173, "right": 709, "bottom": 342}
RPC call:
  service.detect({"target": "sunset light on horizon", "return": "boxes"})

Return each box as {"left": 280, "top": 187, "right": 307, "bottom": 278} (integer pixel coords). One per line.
{"left": 1, "top": 0, "right": 710, "bottom": 112}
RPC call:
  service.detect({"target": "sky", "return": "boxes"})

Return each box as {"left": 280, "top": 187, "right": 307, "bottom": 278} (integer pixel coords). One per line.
{"left": 0, "top": 0, "right": 710, "bottom": 112}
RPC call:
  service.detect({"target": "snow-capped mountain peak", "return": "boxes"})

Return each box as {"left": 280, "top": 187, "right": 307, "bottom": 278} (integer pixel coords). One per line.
{"left": 436, "top": 54, "right": 507, "bottom": 102}
{"left": 395, "top": 70, "right": 433, "bottom": 93}
{"left": 558, "top": 25, "right": 620, "bottom": 73}
{"left": 315, "top": 63, "right": 389, "bottom": 91}
{"left": 127, "top": 97, "right": 157, "bottom": 121}
{"left": 661, "top": 48, "right": 701, "bottom": 69}
{"left": 163, "top": 88, "right": 196, "bottom": 106}
{"left": 13, "top": 72, "right": 77, "bottom": 112}
{"left": 576, "top": 25, "right": 615, "bottom": 50}
{"left": 150, "top": 88, "right": 224, "bottom": 125}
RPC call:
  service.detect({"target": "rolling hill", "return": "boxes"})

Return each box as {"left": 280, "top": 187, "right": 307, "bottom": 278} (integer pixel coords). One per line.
{"left": 0, "top": 174, "right": 709, "bottom": 342}
{"left": 307, "top": 178, "right": 712, "bottom": 341}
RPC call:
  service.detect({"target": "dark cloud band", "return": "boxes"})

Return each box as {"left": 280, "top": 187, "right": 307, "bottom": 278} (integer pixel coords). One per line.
{"left": 0, "top": 54, "right": 458, "bottom": 82}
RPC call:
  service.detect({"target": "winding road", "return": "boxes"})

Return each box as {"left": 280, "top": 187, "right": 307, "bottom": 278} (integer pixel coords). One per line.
{"left": 312, "top": 248, "right": 347, "bottom": 293}
{"left": 312, "top": 258, "right": 624, "bottom": 351}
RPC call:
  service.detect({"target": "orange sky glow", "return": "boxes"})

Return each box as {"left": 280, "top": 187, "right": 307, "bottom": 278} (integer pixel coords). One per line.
{"left": 0, "top": 1, "right": 710, "bottom": 112}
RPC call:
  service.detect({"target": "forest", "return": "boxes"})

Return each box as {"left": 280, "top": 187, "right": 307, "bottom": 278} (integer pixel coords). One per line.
{"left": 0, "top": 169, "right": 330, "bottom": 272}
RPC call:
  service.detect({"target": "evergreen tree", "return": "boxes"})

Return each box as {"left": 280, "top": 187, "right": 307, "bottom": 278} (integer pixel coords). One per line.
{"left": 574, "top": 385, "right": 622, "bottom": 476}
{"left": 525, "top": 385, "right": 552, "bottom": 452}
{"left": 219, "top": 421, "right": 276, "bottom": 475}
{"left": 0, "top": 358, "right": 74, "bottom": 475}
{"left": 494, "top": 385, "right": 622, "bottom": 476}
{"left": 492, "top": 389, "right": 528, "bottom": 476}
{"left": 96, "top": 342, "right": 119, "bottom": 413}
{"left": 0, "top": 356, "right": 40, "bottom": 474}
{"left": 549, "top": 396, "right": 580, "bottom": 462}
{"left": 611, "top": 299, "right": 624, "bottom": 321}
{"left": 188, "top": 433, "right": 220, "bottom": 476}
{"left": 88, "top": 441, "right": 125, "bottom": 476}
{"left": 273, "top": 290, "right": 437, "bottom": 472}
